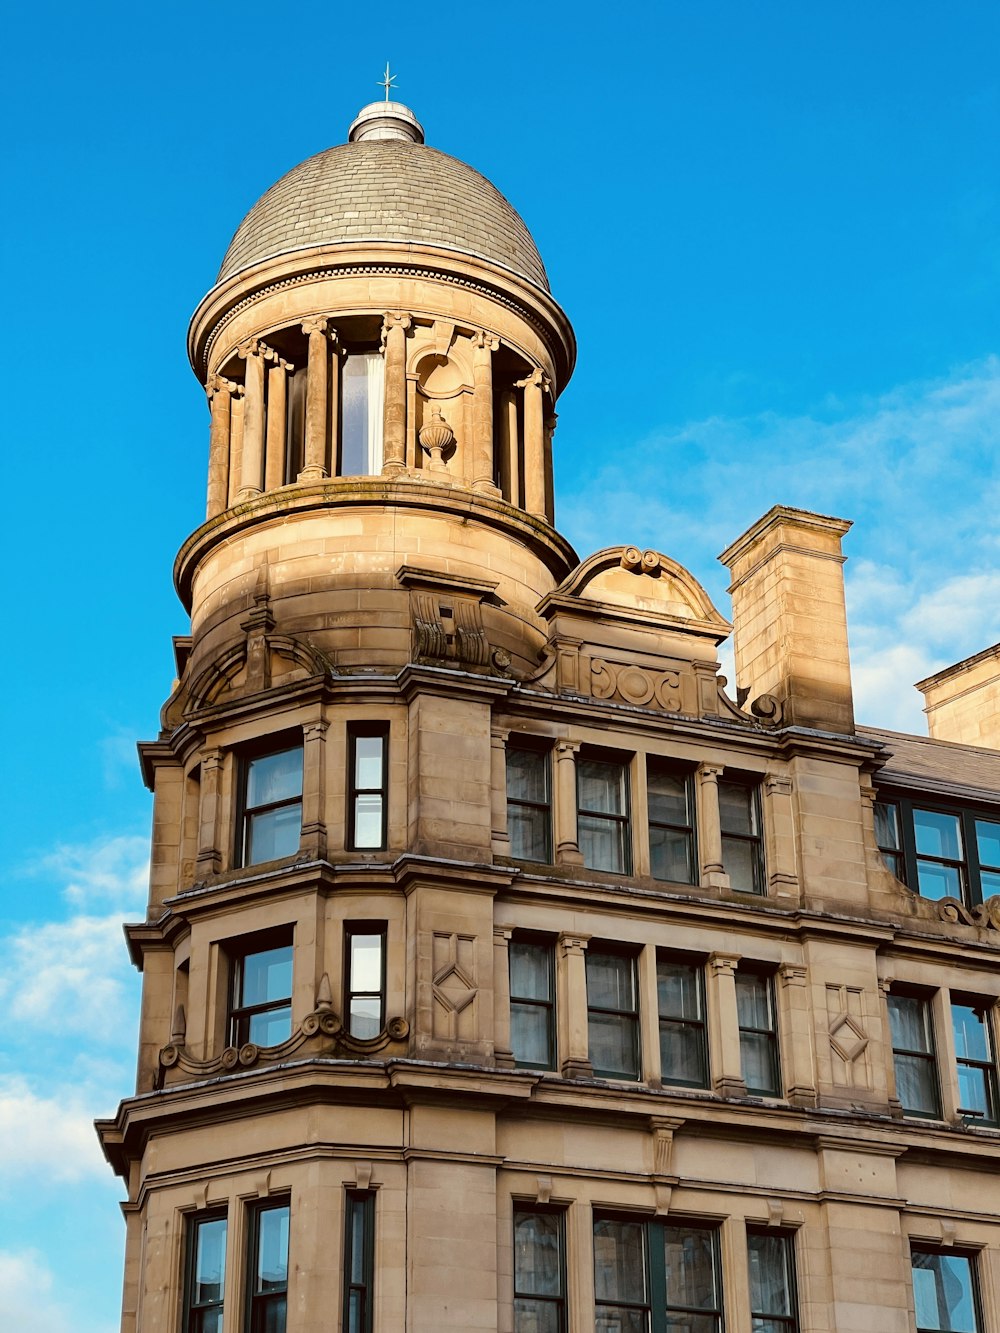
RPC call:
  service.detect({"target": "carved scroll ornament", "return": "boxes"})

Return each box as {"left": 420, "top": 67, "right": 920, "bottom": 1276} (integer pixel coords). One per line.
{"left": 937, "top": 896, "right": 1000, "bottom": 930}
{"left": 592, "top": 659, "right": 682, "bottom": 711}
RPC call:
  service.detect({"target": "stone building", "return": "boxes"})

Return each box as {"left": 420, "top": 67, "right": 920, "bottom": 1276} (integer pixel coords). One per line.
{"left": 98, "top": 97, "right": 1000, "bottom": 1333}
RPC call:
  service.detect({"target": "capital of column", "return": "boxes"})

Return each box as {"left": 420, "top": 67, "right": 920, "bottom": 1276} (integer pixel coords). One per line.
{"left": 698, "top": 763, "right": 724, "bottom": 785}
{"left": 558, "top": 932, "right": 591, "bottom": 958}
{"left": 381, "top": 311, "right": 412, "bottom": 344}
{"left": 301, "top": 317, "right": 332, "bottom": 339}
{"left": 556, "top": 740, "right": 581, "bottom": 761}
{"left": 778, "top": 963, "right": 808, "bottom": 988}
{"left": 302, "top": 720, "right": 330, "bottom": 741}
{"left": 765, "top": 773, "right": 793, "bottom": 796}
{"left": 207, "top": 374, "right": 241, "bottom": 401}
{"left": 877, "top": 976, "right": 894, "bottom": 996}
{"left": 708, "top": 951, "right": 741, "bottom": 977}
{"left": 201, "top": 748, "right": 223, "bottom": 774}
{"left": 472, "top": 330, "right": 500, "bottom": 355}
{"left": 237, "top": 338, "right": 280, "bottom": 364}
{"left": 859, "top": 782, "right": 878, "bottom": 806}
{"left": 493, "top": 925, "right": 514, "bottom": 945}
{"left": 515, "top": 366, "right": 551, "bottom": 393}
{"left": 490, "top": 726, "right": 510, "bottom": 747}
{"left": 544, "top": 413, "right": 558, "bottom": 436}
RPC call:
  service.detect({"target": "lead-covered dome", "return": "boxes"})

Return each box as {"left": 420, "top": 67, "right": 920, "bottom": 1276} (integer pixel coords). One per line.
{"left": 216, "top": 110, "right": 549, "bottom": 291}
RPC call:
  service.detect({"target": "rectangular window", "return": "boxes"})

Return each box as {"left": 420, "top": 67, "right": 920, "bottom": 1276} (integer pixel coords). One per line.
{"left": 593, "top": 1217, "right": 722, "bottom": 1333}
{"left": 348, "top": 726, "right": 388, "bottom": 851}
{"left": 343, "top": 1190, "right": 375, "bottom": 1333}
{"left": 736, "top": 969, "right": 780, "bottom": 1096}
{"left": 747, "top": 1229, "right": 798, "bottom": 1333}
{"left": 647, "top": 761, "right": 696, "bottom": 884}
{"left": 506, "top": 744, "right": 552, "bottom": 862}
{"left": 578, "top": 756, "right": 631, "bottom": 874}
{"left": 513, "top": 1208, "right": 566, "bottom": 1332}
{"left": 911, "top": 1248, "right": 982, "bottom": 1333}
{"left": 345, "top": 925, "right": 386, "bottom": 1041}
{"left": 913, "top": 807, "right": 966, "bottom": 902}
{"left": 230, "top": 934, "right": 293, "bottom": 1048}
{"left": 239, "top": 744, "right": 303, "bottom": 867}
{"left": 887, "top": 991, "right": 941, "bottom": 1118}
{"left": 184, "top": 1211, "right": 227, "bottom": 1333}
{"left": 657, "top": 956, "right": 709, "bottom": 1088}
{"left": 509, "top": 936, "right": 556, "bottom": 1070}
{"left": 719, "top": 779, "right": 764, "bottom": 894}
{"left": 340, "top": 351, "right": 385, "bottom": 477}
{"left": 587, "top": 947, "right": 640, "bottom": 1081}
{"left": 874, "top": 800, "right": 905, "bottom": 881}
{"left": 246, "top": 1200, "right": 290, "bottom": 1333}
{"left": 878, "top": 798, "right": 1000, "bottom": 907}
{"left": 951, "top": 998, "right": 998, "bottom": 1125}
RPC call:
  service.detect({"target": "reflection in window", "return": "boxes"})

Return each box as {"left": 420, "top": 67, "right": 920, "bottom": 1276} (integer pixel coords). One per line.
{"left": 230, "top": 938, "right": 293, "bottom": 1047}
{"left": 593, "top": 1218, "right": 722, "bottom": 1333}
{"left": 914, "top": 808, "right": 966, "bottom": 901}
{"left": 647, "top": 762, "right": 696, "bottom": 884}
{"left": 657, "top": 956, "right": 708, "bottom": 1088}
{"left": 951, "top": 1000, "right": 998, "bottom": 1124}
{"left": 875, "top": 801, "right": 904, "bottom": 880}
{"left": 578, "top": 758, "right": 630, "bottom": 874}
{"left": 507, "top": 745, "right": 552, "bottom": 862}
{"left": 343, "top": 1191, "right": 375, "bottom": 1333}
{"left": 246, "top": 1201, "right": 290, "bottom": 1333}
{"left": 976, "top": 817, "right": 1000, "bottom": 897}
{"left": 510, "top": 937, "right": 556, "bottom": 1069}
{"left": 719, "top": 779, "right": 764, "bottom": 894}
{"left": 586, "top": 948, "right": 639, "bottom": 1081}
{"left": 736, "top": 970, "right": 780, "bottom": 1096}
{"left": 911, "top": 1249, "right": 981, "bottom": 1333}
{"left": 887, "top": 992, "right": 940, "bottom": 1118}
{"left": 514, "top": 1209, "right": 566, "bottom": 1332}
{"left": 184, "top": 1212, "right": 227, "bottom": 1333}
{"left": 348, "top": 727, "right": 388, "bottom": 851}
{"left": 340, "top": 351, "right": 385, "bottom": 476}
{"left": 241, "top": 746, "right": 303, "bottom": 866}
{"left": 747, "top": 1229, "right": 798, "bottom": 1333}
{"left": 345, "top": 926, "right": 386, "bottom": 1040}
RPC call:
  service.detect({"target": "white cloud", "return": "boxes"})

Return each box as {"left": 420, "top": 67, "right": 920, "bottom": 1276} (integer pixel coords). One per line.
{"left": 0, "top": 1250, "right": 72, "bottom": 1332}
{"left": 0, "top": 1080, "right": 110, "bottom": 1184}
{"left": 35, "top": 834, "right": 149, "bottom": 910}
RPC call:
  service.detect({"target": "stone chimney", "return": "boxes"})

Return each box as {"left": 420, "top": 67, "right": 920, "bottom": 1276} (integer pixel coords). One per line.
{"left": 719, "top": 506, "right": 854, "bottom": 734}
{"left": 916, "top": 643, "right": 1000, "bottom": 748}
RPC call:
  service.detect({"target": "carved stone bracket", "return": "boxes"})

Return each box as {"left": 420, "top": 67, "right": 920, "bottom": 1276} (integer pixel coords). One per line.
{"left": 938, "top": 895, "right": 1000, "bottom": 929}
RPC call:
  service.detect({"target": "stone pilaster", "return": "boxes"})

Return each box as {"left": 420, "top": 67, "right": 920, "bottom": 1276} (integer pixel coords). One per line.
{"left": 490, "top": 727, "right": 511, "bottom": 856}
{"left": 205, "top": 376, "right": 240, "bottom": 518}
{"left": 559, "top": 932, "right": 592, "bottom": 1079}
{"left": 516, "top": 367, "right": 550, "bottom": 517}
{"left": 237, "top": 340, "right": 267, "bottom": 500}
{"left": 195, "top": 749, "right": 224, "bottom": 876}
{"left": 472, "top": 331, "right": 500, "bottom": 493}
{"left": 554, "top": 740, "right": 584, "bottom": 866}
{"left": 300, "top": 719, "right": 329, "bottom": 859}
{"left": 492, "top": 926, "right": 515, "bottom": 1069}
{"left": 299, "top": 318, "right": 334, "bottom": 482}
{"left": 708, "top": 951, "right": 746, "bottom": 1097}
{"left": 696, "top": 763, "right": 730, "bottom": 889}
{"left": 779, "top": 963, "right": 816, "bottom": 1106}
{"left": 381, "top": 312, "right": 411, "bottom": 474}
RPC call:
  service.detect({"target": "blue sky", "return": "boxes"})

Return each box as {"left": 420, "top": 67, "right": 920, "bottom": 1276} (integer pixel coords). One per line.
{"left": 1, "top": 1, "right": 998, "bottom": 1326}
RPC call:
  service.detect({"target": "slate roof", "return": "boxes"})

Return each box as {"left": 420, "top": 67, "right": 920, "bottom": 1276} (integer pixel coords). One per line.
{"left": 860, "top": 725, "right": 1000, "bottom": 805}
{"left": 217, "top": 140, "right": 548, "bottom": 290}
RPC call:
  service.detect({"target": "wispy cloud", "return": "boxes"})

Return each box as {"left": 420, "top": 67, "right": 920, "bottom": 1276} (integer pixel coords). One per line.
{"left": 0, "top": 1250, "right": 73, "bottom": 1332}
{"left": 0, "top": 1079, "right": 112, "bottom": 1186}
{"left": 32, "top": 834, "right": 149, "bottom": 910}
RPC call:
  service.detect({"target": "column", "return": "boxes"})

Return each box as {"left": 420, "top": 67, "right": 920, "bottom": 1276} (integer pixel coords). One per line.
{"left": 498, "top": 388, "right": 519, "bottom": 505}
{"left": 877, "top": 976, "right": 903, "bottom": 1117}
{"left": 765, "top": 772, "right": 799, "bottom": 898}
{"left": 516, "top": 368, "right": 549, "bottom": 517}
{"left": 205, "top": 376, "right": 238, "bottom": 518}
{"left": 697, "top": 763, "right": 730, "bottom": 889}
{"left": 299, "top": 318, "right": 333, "bottom": 482}
{"left": 555, "top": 741, "right": 584, "bottom": 866}
{"left": 381, "top": 311, "right": 411, "bottom": 474}
{"left": 472, "top": 331, "right": 500, "bottom": 492}
{"left": 492, "top": 926, "right": 515, "bottom": 1069}
{"left": 490, "top": 727, "right": 511, "bottom": 856}
{"left": 559, "top": 932, "right": 592, "bottom": 1079}
{"left": 779, "top": 963, "right": 817, "bottom": 1106}
{"left": 195, "top": 749, "right": 224, "bottom": 876}
{"left": 299, "top": 719, "right": 329, "bottom": 860}
{"left": 264, "top": 357, "right": 292, "bottom": 492}
{"left": 707, "top": 951, "right": 746, "bottom": 1097}
{"left": 227, "top": 392, "right": 244, "bottom": 507}
{"left": 237, "top": 340, "right": 266, "bottom": 501}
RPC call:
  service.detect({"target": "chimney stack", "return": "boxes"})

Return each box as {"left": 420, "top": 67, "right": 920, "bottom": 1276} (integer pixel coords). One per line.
{"left": 916, "top": 643, "right": 1000, "bottom": 749}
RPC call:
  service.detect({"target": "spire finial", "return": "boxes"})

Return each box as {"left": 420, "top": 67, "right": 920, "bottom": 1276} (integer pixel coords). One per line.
{"left": 378, "top": 62, "right": 397, "bottom": 102}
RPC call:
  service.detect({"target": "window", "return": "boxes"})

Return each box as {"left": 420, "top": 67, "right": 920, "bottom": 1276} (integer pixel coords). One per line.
{"left": 747, "top": 1229, "right": 798, "bottom": 1333}
{"left": 343, "top": 1190, "right": 375, "bottom": 1333}
{"left": 578, "top": 756, "right": 631, "bottom": 874}
{"left": 657, "top": 955, "right": 709, "bottom": 1088}
{"left": 239, "top": 744, "right": 303, "bottom": 867}
{"left": 246, "top": 1201, "right": 290, "bottom": 1333}
{"left": 887, "top": 991, "right": 941, "bottom": 1118}
{"left": 593, "top": 1217, "right": 722, "bottom": 1333}
{"left": 951, "top": 998, "right": 998, "bottom": 1124}
{"left": 736, "top": 969, "right": 780, "bottom": 1097}
{"left": 344, "top": 925, "right": 386, "bottom": 1040}
{"left": 230, "top": 935, "right": 293, "bottom": 1047}
{"left": 720, "top": 779, "right": 764, "bottom": 893}
{"left": 647, "top": 761, "right": 696, "bottom": 884}
{"left": 514, "top": 1208, "right": 566, "bottom": 1332}
{"left": 506, "top": 744, "right": 552, "bottom": 862}
{"left": 340, "top": 351, "right": 385, "bottom": 476}
{"left": 183, "top": 1211, "right": 227, "bottom": 1333}
{"left": 911, "top": 1248, "right": 982, "bottom": 1333}
{"left": 510, "top": 936, "right": 556, "bottom": 1069}
{"left": 587, "top": 947, "right": 640, "bottom": 1081}
{"left": 348, "top": 726, "right": 388, "bottom": 851}
{"left": 873, "top": 797, "right": 1000, "bottom": 906}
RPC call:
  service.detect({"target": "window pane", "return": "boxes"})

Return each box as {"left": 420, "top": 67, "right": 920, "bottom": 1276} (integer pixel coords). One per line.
{"left": 580, "top": 814, "right": 627, "bottom": 873}
{"left": 593, "top": 1219, "right": 648, "bottom": 1303}
{"left": 247, "top": 749, "right": 302, "bottom": 807}
{"left": 658, "top": 961, "right": 701, "bottom": 1019}
{"left": 911, "top": 1251, "right": 977, "bottom": 1332}
{"left": 341, "top": 352, "right": 383, "bottom": 476}
{"left": 888, "top": 995, "right": 932, "bottom": 1053}
{"left": 874, "top": 802, "right": 901, "bottom": 849}
{"left": 894, "top": 1053, "right": 940, "bottom": 1117}
{"left": 663, "top": 1226, "right": 718, "bottom": 1311}
{"left": 258, "top": 1296, "right": 287, "bottom": 1333}
{"left": 249, "top": 803, "right": 302, "bottom": 862}
{"left": 650, "top": 825, "right": 694, "bottom": 883}
{"left": 588, "top": 952, "right": 636, "bottom": 1011}
{"left": 354, "top": 735, "right": 384, "bottom": 789}
{"left": 595, "top": 1309, "right": 648, "bottom": 1333}
{"left": 249, "top": 1006, "right": 292, "bottom": 1047}
{"left": 350, "top": 997, "right": 382, "bottom": 1040}
{"left": 512, "top": 1003, "right": 553, "bottom": 1067}
{"left": 589, "top": 1011, "right": 639, "bottom": 1080}
{"left": 353, "top": 794, "right": 384, "bottom": 848}
{"left": 514, "top": 1212, "right": 562, "bottom": 1297}
{"left": 257, "top": 1206, "right": 289, "bottom": 1290}
{"left": 647, "top": 767, "right": 689, "bottom": 825}
{"left": 913, "top": 809, "right": 963, "bottom": 861}
{"left": 735, "top": 973, "right": 771, "bottom": 1028}
{"left": 194, "top": 1217, "right": 227, "bottom": 1303}
{"left": 723, "top": 834, "right": 759, "bottom": 894}
{"left": 509, "top": 804, "right": 551, "bottom": 862}
{"left": 660, "top": 1020, "right": 707, "bottom": 1086}
{"left": 242, "top": 947, "right": 293, "bottom": 1008}
{"left": 196, "top": 1310, "right": 224, "bottom": 1333}
{"left": 976, "top": 818, "right": 1000, "bottom": 869}
{"left": 719, "top": 781, "right": 755, "bottom": 835}
{"left": 350, "top": 935, "right": 383, "bottom": 992}
{"left": 349, "top": 1199, "right": 368, "bottom": 1284}
{"left": 514, "top": 1298, "right": 563, "bottom": 1333}
{"left": 511, "top": 942, "right": 552, "bottom": 1002}
{"left": 741, "top": 1030, "right": 778, "bottom": 1094}
{"left": 747, "top": 1232, "right": 793, "bottom": 1316}
{"left": 508, "top": 748, "right": 549, "bottom": 804}
{"left": 579, "top": 760, "right": 626, "bottom": 815}
{"left": 981, "top": 870, "right": 1000, "bottom": 897}
{"left": 952, "top": 1005, "right": 990, "bottom": 1062}
{"left": 916, "top": 860, "right": 963, "bottom": 901}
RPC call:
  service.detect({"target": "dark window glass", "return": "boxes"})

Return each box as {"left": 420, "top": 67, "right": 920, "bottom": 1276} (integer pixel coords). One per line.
{"left": 340, "top": 352, "right": 384, "bottom": 476}
{"left": 719, "top": 780, "right": 764, "bottom": 894}
{"left": 593, "top": 1217, "right": 649, "bottom": 1331}
{"left": 345, "top": 925, "right": 386, "bottom": 1041}
{"left": 736, "top": 971, "right": 780, "bottom": 1096}
{"left": 875, "top": 801, "right": 905, "bottom": 881}
{"left": 343, "top": 1190, "right": 375, "bottom": 1333}
{"left": 911, "top": 1249, "right": 981, "bottom": 1333}
{"left": 246, "top": 1201, "right": 289, "bottom": 1333}
{"left": 578, "top": 758, "right": 631, "bottom": 874}
{"left": 507, "top": 746, "right": 552, "bottom": 862}
{"left": 647, "top": 762, "right": 696, "bottom": 884}
{"left": 657, "top": 957, "right": 708, "bottom": 1088}
{"left": 514, "top": 1209, "right": 566, "bottom": 1332}
{"left": 914, "top": 808, "right": 966, "bottom": 901}
{"left": 593, "top": 1217, "right": 722, "bottom": 1333}
{"left": 348, "top": 728, "right": 388, "bottom": 851}
{"left": 587, "top": 948, "right": 640, "bottom": 1081}
{"left": 662, "top": 1224, "right": 723, "bottom": 1333}
{"left": 887, "top": 993, "right": 940, "bottom": 1118}
{"left": 951, "top": 1000, "right": 998, "bottom": 1125}
{"left": 747, "top": 1229, "right": 798, "bottom": 1333}
{"left": 241, "top": 746, "right": 303, "bottom": 867}
{"left": 184, "top": 1212, "right": 227, "bottom": 1333}
{"left": 975, "top": 817, "right": 1000, "bottom": 897}
{"left": 230, "top": 939, "right": 293, "bottom": 1048}
{"left": 510, "top": 937, "right": 555, "bottom": 1069}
